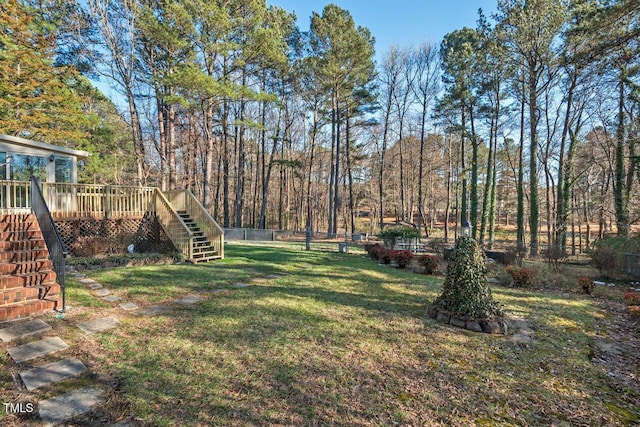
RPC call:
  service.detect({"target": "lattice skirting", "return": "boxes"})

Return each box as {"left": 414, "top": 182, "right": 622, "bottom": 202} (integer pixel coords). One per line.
{"left": 54, "top": 212, "right": 175, "bottom": 255}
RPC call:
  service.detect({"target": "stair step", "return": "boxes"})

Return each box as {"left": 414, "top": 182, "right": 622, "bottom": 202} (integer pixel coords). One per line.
{"left": 0, "top": 249, "right": 49, "bottom": 263}
{"left": 1, "top": 284, "right": 60, "bottom": 306}
{"left": 0, "top": 272, "right": 57, "bottom": 290}
{"left": 0, "top": 239, "right": 47, "bottom": 251}
{"left": 0, "top": 230, "right": 43, "bottom": 241}
{"left": 0, "top": 260, "right": 53, "bottom": 275}
{"left": 0, "top": 299, "right": 59, "bottom": 322}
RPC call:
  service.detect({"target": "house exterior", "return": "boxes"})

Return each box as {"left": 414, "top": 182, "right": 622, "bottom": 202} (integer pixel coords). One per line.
{"left": 0, "top": 134, "right": 90, "bottom": 185}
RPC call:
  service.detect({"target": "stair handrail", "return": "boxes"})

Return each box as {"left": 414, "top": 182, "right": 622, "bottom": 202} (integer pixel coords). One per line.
{"left": 165, "top": 189, "right": 224, "bottom": 259}
{"left": 154, "top": 189, "right": 194, "bottom": 260}
{"left": 30, "top": 176, "right": 67, "bottom": 312}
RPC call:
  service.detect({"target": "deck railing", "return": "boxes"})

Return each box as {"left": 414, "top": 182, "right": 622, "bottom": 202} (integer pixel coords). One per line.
{"left": 30, "top": 177, "right": 67, "bottom": 312}
{"left": 0, "top": 181, "right": 157, "bottom": 218}
{"left": 165, "top": 189, "right": 225, "bottom": 259}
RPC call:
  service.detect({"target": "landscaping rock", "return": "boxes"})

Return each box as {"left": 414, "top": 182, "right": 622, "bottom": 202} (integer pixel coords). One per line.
{"left": 465, "top": 321, "right": 483, "bottom": 333}
{"left": 436, "top": 311, "right": 451, "bottom": 324}
{"left": 480, "top": 321, "right": 502, "bottom": 334}
{"left": 0, "top": 319, "right": 51, "bottom": 343}
{"left": 450, "top": 317, "right": 466, "bottom": 328}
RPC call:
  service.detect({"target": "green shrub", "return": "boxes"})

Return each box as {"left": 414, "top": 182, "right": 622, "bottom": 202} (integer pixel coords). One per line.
{"left": 431, "top": 236, "right": 503, "bottom": 319}
{"left": 377, "top": 226, "right": 419, "bottom": 249}
{"left": 392, "top": 250, "right": 414, "bottom": 268}
{"left": 505, "top": 266, "right": 535, "bottom": 288}
{"left": 417, "top": 254, "right": 440, "bottom": 275}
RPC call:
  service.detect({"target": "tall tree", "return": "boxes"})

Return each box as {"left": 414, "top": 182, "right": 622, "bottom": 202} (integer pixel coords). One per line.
{"left": 309, "top": 4, "right": 375, "bottom": 235}
{"left": 498, "top": 0, "right": 566, "bottom": 255}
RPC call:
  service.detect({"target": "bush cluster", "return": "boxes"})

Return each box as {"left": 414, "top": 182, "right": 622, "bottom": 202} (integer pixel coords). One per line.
{"left": 589, "top": 236, "right": 640, "bottom": 277}
{"left": 505, "top": 266, "right": 535, "bottom": 288}
{"left": 417, "top": 254, "right": 440, "bottom": 275}
{"left": 391, "top": 250, "right": 414, "bottom": 268}
{"left": 578, "top": 277, "right": 594, "bottom": 294}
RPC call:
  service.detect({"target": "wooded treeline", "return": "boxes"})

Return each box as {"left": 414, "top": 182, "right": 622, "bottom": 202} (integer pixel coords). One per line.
{"left": 1, "top": 0, "right": 639, "bottom": 253}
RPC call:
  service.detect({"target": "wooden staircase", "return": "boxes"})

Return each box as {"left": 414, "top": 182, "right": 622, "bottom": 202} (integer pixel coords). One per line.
{"left": 177, "top": 211, "right": 222, "bottom": 263}
{"left": 0, "top": 214, "right": 60, "bottom": 322}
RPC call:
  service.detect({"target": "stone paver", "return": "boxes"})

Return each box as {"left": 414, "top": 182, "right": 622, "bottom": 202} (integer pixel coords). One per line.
{"left": 267, "top": 274, "right": 282, "bottom": 279}
{"left": 7, "top": 336, "right": 69, "bottom": 363}
{"left": 119, "top": 302, "right": 139, "bottom": 311}
{"left": 20, "top": 358, "right": 88, "bottom": 391}
{"left": 88, "top": 283, "right": 103, "bottom": 290}
{"left": 39, "top": 387, "right": 104, "bottom": 426}
{"left": 79, "top": 278, "right": 97, "bottom": 285}
{"left": 231, "top": 283, "right": 251, "bottom": 288}
{"left": 102, "top": 295, "right": 121, "bottom": 303}
{"left": 135, "top": 305, "right": 168, "bottom": 317}
{"left": 510, "top": 316, "right": 535, "bottom": 344}
{"left": 251, "top": 278, "right": 268, "bottom": 284}
{"left": 0, "top": 319, "right": 51, "bottom": 343}
{"left": 94, "top": 288, "right": 111, "bottom": 297}
{"left": 77, "top": 317, "right": 120, "bottom": 335}
{"left": 176, "top": 295, "right": 204, "bottom": 305}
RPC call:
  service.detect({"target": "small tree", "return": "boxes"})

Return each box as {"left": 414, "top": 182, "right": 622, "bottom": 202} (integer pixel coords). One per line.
{"left": 430, "top": 236, "right": 503, "bottom": 320}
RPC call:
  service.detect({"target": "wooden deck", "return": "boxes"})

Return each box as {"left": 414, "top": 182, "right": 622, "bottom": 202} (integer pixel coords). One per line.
{"left": 0, "top": 181, "right": 224, "bottom": 261}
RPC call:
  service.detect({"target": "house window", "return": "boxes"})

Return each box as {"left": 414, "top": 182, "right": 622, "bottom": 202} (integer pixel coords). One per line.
{"left": 55, "top": 158, "right": 72, "bottom": 183}
{"left": 0, "top": 153, "right": 5, "bottom": 180}
{"left": 11, "top": 154, "right": 47, "bottom": 182}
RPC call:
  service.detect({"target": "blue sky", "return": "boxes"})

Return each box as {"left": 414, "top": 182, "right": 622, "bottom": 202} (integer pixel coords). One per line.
{"left": 268, "top": 0, "right": 499, "bottom": 59}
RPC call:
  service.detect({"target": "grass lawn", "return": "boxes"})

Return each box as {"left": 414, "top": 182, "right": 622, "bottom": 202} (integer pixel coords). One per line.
{"left": 4, "top": 243, "right": 639, "bottom": 426}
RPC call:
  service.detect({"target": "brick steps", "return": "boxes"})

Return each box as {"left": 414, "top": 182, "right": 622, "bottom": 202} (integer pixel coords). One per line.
{"left": 0, "top": 214, "right": 60, "bottom": 322}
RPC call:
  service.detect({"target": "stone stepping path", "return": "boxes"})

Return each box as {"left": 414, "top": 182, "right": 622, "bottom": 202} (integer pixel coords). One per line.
{"left": 103, "top": 295, "right": 121, "bottom": 303}
{"left": 231, "top": 283, "right": 251, "bottom": 288}
{"left": 20, "top": 358, "right": 87, "bottom": 391}
{"left": 176, "top": 295, "right": 204, "bottom": 305}
{"left": 251, "top": 278, "right": 268, "bottom": 284}
{"left": 79, "top": 278, "right": 97, "bottom": 285}
{"left": 39, "top": 387, "right": 104, "bottom": 426}
{"left": 88, "top": 283, "right": 103, "bottom": 290}
{"left": 77, "top": 317, "right": 120, "bottom": 335}
{"left": 7, "top": 336, "right": 69, "bottom": 364}
{"left": 0, "top": 319, "right": 51, "bottom": 343}
{"left": 94, "top": 288, "right": 111, "bottom": 297}
{"left": 135, "top": 305, "right": 168, "bottom": 317}
{"left": 119, "top": 302, "right": 139, "bottom": 311}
